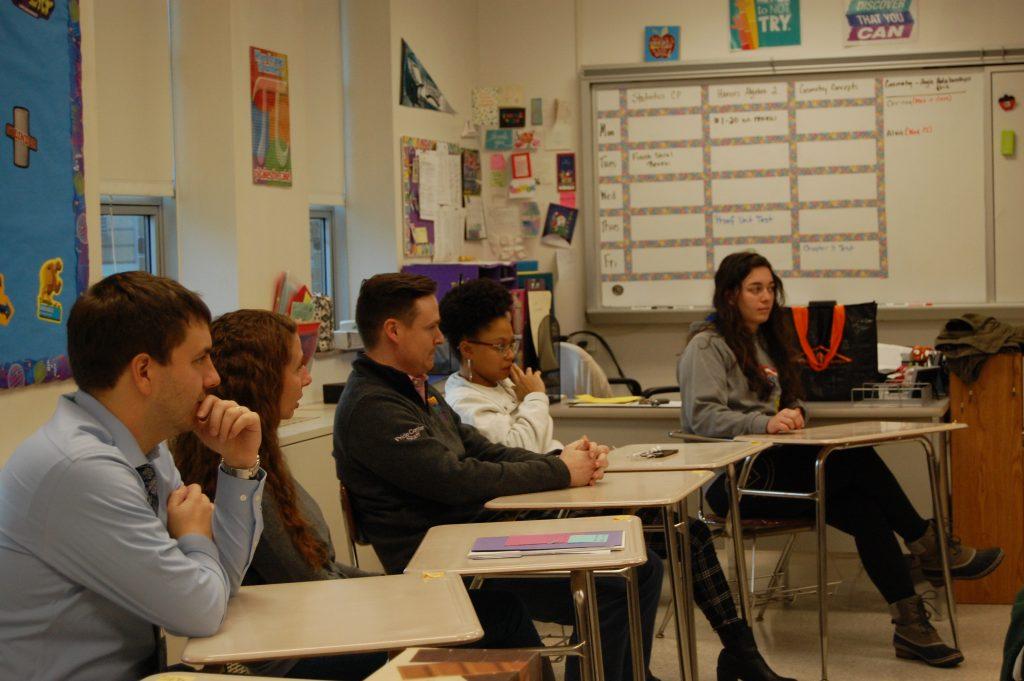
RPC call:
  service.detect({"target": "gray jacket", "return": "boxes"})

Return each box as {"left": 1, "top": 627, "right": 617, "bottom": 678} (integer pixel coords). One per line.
{"left": 333, "top": 354, "right": 570, "bottom": 574}
{"left": 678, "top": 326, "right": 802, "bottom": 438}
{"left": 244, "top": 479, "right": 374, "bottom": 586}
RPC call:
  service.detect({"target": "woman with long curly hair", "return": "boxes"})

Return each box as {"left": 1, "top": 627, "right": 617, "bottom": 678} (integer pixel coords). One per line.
{"left": 172, "top": 309, "right": 547, "bottom": 679}
{"left": 679, "top": 251, "right": 1002, "bottom": 669}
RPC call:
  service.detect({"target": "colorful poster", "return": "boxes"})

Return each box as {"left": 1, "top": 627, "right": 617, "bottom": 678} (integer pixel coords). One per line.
{"left": 556, "top": 153, "right": 576, "bottom": 191}
{"left": 0, "top": 0, "right": 88, "bottom": 390}
{"left": 400, "top": 39, "right": 455, "bottom": 113}
{"left": 541, "top": 204, "right": 578, "bottom": 249}
{"left": 461, "top": 149, "right": 481, "bottom": 198}
{"left": 644, "top": 26, "right": 681, "bottom": 62}
{"left": 250, "top": 46, "right": 292, "bottom": 186}
{"left": 730, "top": 0, "right": 801, "bottom": 50}
{"left": 844, "top": 0, "right": 917, "bottom": 45}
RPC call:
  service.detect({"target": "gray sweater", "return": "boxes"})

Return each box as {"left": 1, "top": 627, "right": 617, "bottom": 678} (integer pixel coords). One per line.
{"left": 678, "top": 327, "right": 802, "bottom": 438}
{"left": 243, "top": 478, "right": 374, "bottom": 586}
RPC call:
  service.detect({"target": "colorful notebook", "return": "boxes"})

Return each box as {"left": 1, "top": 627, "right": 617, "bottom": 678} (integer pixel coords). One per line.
{"left": 469, "top": 530, "right": 624, "bottom": 559}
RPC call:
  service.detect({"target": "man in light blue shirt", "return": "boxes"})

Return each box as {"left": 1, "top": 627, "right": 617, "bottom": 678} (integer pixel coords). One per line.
{"left": 0, "top": 272, "right": 266, "bottom": 681}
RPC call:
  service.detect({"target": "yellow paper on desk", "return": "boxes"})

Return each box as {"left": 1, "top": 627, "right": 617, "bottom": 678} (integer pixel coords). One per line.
{"left": 573, "top": 394, "right": 641, "bottom": 404}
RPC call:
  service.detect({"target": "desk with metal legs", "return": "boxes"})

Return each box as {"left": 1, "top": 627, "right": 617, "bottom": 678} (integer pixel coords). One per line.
{"left": 405, "top": 515, "right": 649, "bottom": 681}
{"left": 181, "top": 573, "right": 482, "bottom": 667}
{"left": 735, "top": 420, "right": 967, "bottom": 681}
{"left": 486, "top": 471, "right": 713, "bottom": 681}
{"left": 606, "top": 441, "right": 771, "bottom": 625}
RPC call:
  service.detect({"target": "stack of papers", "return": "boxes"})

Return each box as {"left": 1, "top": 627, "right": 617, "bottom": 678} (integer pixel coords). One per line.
{"left": 468, "top": 530, "right": 624, "bottom": 560}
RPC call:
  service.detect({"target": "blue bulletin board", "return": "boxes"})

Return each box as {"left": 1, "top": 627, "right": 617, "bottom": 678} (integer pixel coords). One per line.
{"left": 0, "top": 0, "right": 88, "bottom": 390}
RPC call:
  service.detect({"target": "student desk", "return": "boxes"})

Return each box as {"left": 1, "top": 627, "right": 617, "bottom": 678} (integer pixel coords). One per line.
{"left": 606, "top": 442, "right": 771, "bottom": 624}
{"left": 181, "top": 573, "right": 482, "bottom": 667}
{"left": 734, "top": 420, "right": 966, "bottom": 681}
{"left": 549, "top": 399, "right": 950, "bottom": 446}
{"left": 405, "top": 515, "right": 649, "bottom": 681}
{"left": 552, "top": 399, "right": 953, "bottom": 550}
{"left": 485, "top": 472, "right": 713, "bottom": 681}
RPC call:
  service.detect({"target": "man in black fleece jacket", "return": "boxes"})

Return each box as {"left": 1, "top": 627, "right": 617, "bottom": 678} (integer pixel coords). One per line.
{"left": 334, "top": 273, "right": 663, "bottom": 681}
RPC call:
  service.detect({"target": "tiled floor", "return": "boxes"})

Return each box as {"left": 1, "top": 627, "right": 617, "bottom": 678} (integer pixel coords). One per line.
{"left": 541, "top": 551, "right": 1012, "bottom": 681}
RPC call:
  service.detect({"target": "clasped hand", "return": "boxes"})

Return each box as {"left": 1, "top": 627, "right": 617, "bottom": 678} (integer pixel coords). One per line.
{"left": 559, "top": 435, "right": 609, "bottom": 487}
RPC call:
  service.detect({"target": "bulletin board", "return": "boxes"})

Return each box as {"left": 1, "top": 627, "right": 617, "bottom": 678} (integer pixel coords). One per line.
{"left": 580, "top": 51, "right": 1024, "bottom": 314}
{"left": 0, "top": 0, "right": 89, "bottom": 390}
{"left": 400, "top": 135, "right": 468, "bottom": 258}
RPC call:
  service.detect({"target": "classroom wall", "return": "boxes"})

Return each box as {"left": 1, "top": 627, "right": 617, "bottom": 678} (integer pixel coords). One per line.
{"left": 341, "top": 0, "right": 1024, "bottom": 389}
{"left": 0, "top": 0, "right": 346, "bottom": 467}
{"left": 573, "top": 0, "right": 1024, "bottom": 389}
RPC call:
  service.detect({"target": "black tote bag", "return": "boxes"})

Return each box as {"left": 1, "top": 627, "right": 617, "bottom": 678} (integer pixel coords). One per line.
{"left": 786, "top": 301, "right": 882, "bottom": 401}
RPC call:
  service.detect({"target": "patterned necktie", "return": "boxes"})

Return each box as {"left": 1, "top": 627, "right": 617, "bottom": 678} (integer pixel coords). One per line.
{"left": 136, "top": 464, "right": 159, "bottom": 514}
{"left": 135, "top": 462, "right": 166, "bottom": 671}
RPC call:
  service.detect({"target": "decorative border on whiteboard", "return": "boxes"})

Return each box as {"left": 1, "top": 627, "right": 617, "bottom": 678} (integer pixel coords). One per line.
{"left": 596, "top": 78, "right": 889, "bottom": 281}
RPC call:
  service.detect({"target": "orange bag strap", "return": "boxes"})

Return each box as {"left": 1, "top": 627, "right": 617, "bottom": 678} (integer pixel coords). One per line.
{"left": 791, "top": 305, "right": 846, "bottom": 372}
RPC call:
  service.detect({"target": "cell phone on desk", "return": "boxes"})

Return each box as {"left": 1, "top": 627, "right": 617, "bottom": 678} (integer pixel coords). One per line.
{"left": 635, "top": 447, "right": 678, "bottom": 459}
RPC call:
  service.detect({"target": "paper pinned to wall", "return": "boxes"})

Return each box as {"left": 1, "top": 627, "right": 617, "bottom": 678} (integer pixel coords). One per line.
{"left": 417, "top": 150, "right": 440, "bottom": 220}
{"left": 546, "top": 99, "right": 574, "bottom": 150}
{"left": 417, "top": 149, "right": 462, "bottom": 223}
{"left": 465, "top": 196, "right": 486, "bottom": 240}
{"left": 555, "top": 248, "right": 580, "bottom": 286}
{"left": 534, "top": 151, "right": 556, "bottom": 186}
{"left": 444, "top": 153, "right": 463, "bottom": 208}
{"left": 432, "top": 205, "right": 465, "bottom": 262}
{"left": 498, "top": 84, "right": 525, "bottom": 106}
{"left": 471, "top": 87, "right": 499, "bottom": 127}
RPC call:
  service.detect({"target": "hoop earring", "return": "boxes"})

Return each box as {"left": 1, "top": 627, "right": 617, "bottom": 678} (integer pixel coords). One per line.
{"left": 462, "top": 357, "right": 473, "bottom": 381}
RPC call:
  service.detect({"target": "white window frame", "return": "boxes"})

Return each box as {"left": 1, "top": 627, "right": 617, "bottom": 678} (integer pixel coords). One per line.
{"left": 99, "top": 200, "right": 163, "bottom": 276}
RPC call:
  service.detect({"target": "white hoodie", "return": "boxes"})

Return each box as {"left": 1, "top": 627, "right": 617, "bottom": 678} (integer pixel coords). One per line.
{"left": 444, "top": 372, "right": 563, "bottom": 452}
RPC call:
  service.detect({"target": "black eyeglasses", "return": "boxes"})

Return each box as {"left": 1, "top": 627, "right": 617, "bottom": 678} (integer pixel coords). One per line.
{"left": 465, "top": 338, "right": 521, "bottom": 356}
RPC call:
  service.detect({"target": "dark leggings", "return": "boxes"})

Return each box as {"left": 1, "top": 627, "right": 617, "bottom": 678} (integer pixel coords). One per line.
{"left": 706, "top": 444, "right": 929, "bottom": 604}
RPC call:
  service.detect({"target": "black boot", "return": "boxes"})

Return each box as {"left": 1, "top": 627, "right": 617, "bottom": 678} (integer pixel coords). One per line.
{"left": 717, "top": 622, "right": 797, "bottom": 681}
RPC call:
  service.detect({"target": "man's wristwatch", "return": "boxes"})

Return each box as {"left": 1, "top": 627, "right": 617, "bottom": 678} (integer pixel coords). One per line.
{"left": 220, "top": 454, "right": 261, "bottom": 480}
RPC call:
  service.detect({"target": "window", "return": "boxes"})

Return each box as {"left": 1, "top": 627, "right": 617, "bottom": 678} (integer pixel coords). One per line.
{"left": 309, "top": 209, "right": 333, "bottom": 300}
{"left": 310, "top": 207, "right": 348, "bottom": 326}
{"left": 100, "top": 203, "right": 161, "bottom": 276}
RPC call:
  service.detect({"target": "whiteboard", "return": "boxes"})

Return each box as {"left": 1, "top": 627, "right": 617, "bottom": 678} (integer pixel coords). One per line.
{"left": 585, "top": 66, "right": 989, "bottom": 310}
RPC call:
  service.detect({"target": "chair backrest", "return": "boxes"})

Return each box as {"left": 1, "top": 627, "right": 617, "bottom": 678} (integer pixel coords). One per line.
{"left": 338, "top": 480, "right": 371, "bottom": 568}
{"left": 559, "top": 343, "right": 613, "bottom": 399}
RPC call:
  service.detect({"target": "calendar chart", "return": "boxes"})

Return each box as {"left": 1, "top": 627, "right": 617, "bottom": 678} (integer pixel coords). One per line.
{"left": 589, "top": 69, "right": 986, "bottom": 309}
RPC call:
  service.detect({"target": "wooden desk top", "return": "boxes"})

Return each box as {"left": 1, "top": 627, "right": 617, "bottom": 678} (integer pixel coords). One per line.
{"left": 404, "top": 515, "right": 648, "bottom": 575}
{"left": 606, "top": 442, "right": 769, "bottom": 472}
{"left": 181, "top": 573, "right": 482, "bottom": 665}
{"left": 734, "top": 420, "right": 966, "bottom": 446}
{"left": 485, "top": 470, "right": 712, "bottom": 510}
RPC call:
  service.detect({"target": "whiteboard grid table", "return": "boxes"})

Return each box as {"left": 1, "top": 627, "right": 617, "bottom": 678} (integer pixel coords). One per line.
{"left": 577, "top": 53, "right": 1024, "bottom": 317}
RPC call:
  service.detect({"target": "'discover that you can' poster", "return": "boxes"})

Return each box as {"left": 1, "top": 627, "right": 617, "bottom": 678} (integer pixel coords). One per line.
{"left": 250, "top": 46, "right": 292, "bottom": 187}
{"left": 0, "top": 0, "right": 89, "bottom": 390}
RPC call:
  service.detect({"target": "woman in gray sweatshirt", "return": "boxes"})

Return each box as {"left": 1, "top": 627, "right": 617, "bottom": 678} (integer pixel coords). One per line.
{"left": 679, "top": 251, "right": 1002, "bottom": 670}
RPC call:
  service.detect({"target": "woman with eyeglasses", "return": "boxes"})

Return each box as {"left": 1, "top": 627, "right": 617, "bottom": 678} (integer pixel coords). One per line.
{"left": 440, "top": 278, "right": 797, "bottom": 681}
{"left": 440, "top": 278, "right": 562, "bottom": 452}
